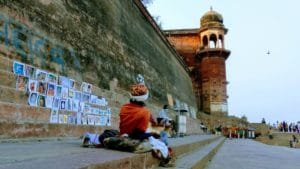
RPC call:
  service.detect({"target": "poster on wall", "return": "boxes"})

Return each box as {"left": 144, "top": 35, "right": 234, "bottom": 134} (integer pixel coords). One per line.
{"left": 68, "top": 89, "right": 74, "bottom": 99}
{"left": 45, "top": 96, "right": 54, "bottom": 109}
{"left": 47, "top": 73, "right": 58, "bottom": 84}
{"left": 76, "top": 112, "right": 82, "bottom": 125}
{"left": 36, "top": 69, "right": 47, "bottom": 81}
{"left": 28, "top": 92, "right": 38, "bottom": 106}
{"left": 81, "top": 115, "right": 88, "bottom": 125}
{"left": 68, "top": 115, "right": 76, "bottom": 124}
{"left": 37, "top": 94, "right": 46, "bottom": 107}
{"left": 67, "top": 98, "right": 72, "bottom": 111}
{"left": 52, "top": 97, "right": 60, "bottom": 110}
{"left": 56, "top": 85, "right": 62, "bottom": 98}
{"left": 37, "top": 82, "right": 47, "bottom": 95}
{"left": 90, "top": 95, "right": 98, "bottom": 104}
{"left": 60, "top": 99, "right": 67, "bottom": 110}
{"left": 69, "top": 79, "right": 75, "bottom": 89}
{"left": 16, "top": 75, "right": 28, "bottom": 91}
{"left": 81, "top": 82, "right": 92, "bottom": 94}
{"left": 58, "top": 114, "right": 67, "bottom": 123}
{"left": 81, "top": 93, "right": 90, "bottom": 103}
{"left": 72, "top": 100, "right": 79, "bottom": 112}
{"left": 58, "top": 76, "right": 70, "bottom": 87}
{"left": 87, "top": 115, "right": 95, "bottom": 125}
{"left": 61, "top": 87, "right": 69, "bottom": 99}
{"left": 47, "top": 83, "right": 56, "bottom": 96}
{"left": 28, "top": 79, "right": 38, "bottom": 92}
{"left": 50, "top": 109, "right": 59, "bottom": 123}
{"left": 13, "top": 61, "right": 25, "bottom": 76}
{"left": 74, "top": 91, "right": 81, "bottom": 101}
{"left": 83, "top": 104, "right": 91, "bottom": 114}
{"left": 25, "top": 65, "right": 36, "bottom": 79}
{"left": 100, "top": 115, "right": 107, "bottom": 126}
{"left": 94, "top": 115, "right": 101, "bottom": 126}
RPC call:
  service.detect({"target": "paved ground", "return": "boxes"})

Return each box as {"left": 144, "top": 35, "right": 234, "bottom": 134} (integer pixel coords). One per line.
{"left": 0, "top": 135, "right": 216, "bottom": 169}
{"left": 206, "top": 139, "right": 300, "bottom": 169}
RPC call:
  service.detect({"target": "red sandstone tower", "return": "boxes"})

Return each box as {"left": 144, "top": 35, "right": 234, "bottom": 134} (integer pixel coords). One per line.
{"left": 197, "top": 9, "right": 230, "bottom": 115}
{"left": 164, "top": 8, "right": 230, "bottom": 115}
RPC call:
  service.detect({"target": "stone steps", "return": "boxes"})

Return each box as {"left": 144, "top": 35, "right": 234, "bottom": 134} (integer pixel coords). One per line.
{"left": 0, "top": 134, "right": 221, "bottom": 169}
{"left": 157, "top": 137, "right": 225, "bottom": 169}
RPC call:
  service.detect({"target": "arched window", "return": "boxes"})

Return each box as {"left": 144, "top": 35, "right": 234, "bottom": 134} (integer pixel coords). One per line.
{"left": 202, "top": 35, "right": 208, "bottom": 48}
{"left": 209, "top": 34, "right": 217, "bottom": 48}
{"left": 218, "top": 35, "right": 224, "bottom": 48}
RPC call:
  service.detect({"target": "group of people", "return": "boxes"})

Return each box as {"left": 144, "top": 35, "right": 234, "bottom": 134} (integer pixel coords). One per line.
{"left": 273, "top": 121, "right": 300, "bottom": 133}
{"left": 81, "top": 75, "right": 175, "bottom": 167}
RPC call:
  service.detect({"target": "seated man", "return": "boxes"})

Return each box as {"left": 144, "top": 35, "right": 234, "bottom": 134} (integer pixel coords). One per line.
{"left": 82, "top": 74, "right": 157, "bottom": 146}
{"left": 157, "top": 105, "right": 172, "bottom": 126}
{"left": 119, "top": 78, "right": 157, "bottom": 140}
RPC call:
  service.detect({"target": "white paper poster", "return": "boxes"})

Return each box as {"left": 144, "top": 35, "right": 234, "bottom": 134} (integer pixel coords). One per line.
{"left": 45, "top": 96, "right": 54, "bottom": 109}
{"left": 50, "top": 109, "right": 59, "bottom": 123}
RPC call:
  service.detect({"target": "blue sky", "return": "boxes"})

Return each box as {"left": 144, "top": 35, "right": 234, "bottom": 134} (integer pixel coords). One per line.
{"left": 148, "top": 0, "right": 300, "bottom": 124}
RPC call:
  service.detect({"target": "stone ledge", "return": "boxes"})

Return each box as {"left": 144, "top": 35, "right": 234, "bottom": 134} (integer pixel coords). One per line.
{"left": 0, "top": 135, "right": 219, "bottom": 169}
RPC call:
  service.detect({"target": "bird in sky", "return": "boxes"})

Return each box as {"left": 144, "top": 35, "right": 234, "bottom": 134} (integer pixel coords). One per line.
{"left": 266, "top": 50, "right": 271, "bottom": 55}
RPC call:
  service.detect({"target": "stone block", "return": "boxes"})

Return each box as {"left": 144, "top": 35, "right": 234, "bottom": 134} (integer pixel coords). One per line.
{"left": 0, "top": 70, "right": 16, "bottom": 88}
{"left": 0, "top": 86, "right": 28, "bottom": 105}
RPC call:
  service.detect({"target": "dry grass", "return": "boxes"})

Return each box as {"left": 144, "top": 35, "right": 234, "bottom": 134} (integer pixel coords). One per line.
{"left": 256, "top": 132, "right": 300, "bottom": 148}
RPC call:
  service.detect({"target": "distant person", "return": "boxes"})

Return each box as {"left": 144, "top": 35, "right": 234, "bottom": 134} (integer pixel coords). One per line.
{"left": 157, "top": 105, "right": 171, "bottom": 126}
{"left": 290, "top": 135, "right": 298, "bottom": 148}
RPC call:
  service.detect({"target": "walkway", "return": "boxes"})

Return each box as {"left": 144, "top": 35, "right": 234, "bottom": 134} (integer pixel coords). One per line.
{"left": 206, "top": 139, "right": 300, "bottom": 169}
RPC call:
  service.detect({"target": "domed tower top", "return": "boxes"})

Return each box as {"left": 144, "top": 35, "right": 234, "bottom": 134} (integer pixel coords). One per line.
{"left": 200, "top": 7, "right": 225, "bottom": 30}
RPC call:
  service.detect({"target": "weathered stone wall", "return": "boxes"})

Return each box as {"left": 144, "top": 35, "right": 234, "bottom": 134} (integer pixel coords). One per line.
{"left": 0, "top": 0, "right": 196, "bottom": 106}
{"left": 0, "top": 0, "right": 202, "bottom": 137}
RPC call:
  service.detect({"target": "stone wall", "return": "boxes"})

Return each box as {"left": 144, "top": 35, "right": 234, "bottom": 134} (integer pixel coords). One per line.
{"left": 0, "top": 0, "right": 202, "bottom": 137}
{"left": 0, "top": 0, "right": 196, "bottom": 106}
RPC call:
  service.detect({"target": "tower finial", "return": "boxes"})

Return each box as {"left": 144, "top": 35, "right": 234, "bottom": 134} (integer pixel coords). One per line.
{"left": 210, "top": 6, "right": 213, "bottom": 11}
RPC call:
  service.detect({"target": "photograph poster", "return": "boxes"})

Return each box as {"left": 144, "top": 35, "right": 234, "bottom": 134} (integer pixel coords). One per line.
{"left": 61, "top": 87, "right": 69, "bottom": 99}
{"left": 58, "top": 76, "right": 70, "bottom": 87}
{"left": 87, "top": 115, "right": 95, "bottom": 125}
{"left": 13, "top": 61, "right": 25, "bottom": 76}
{"left": 81, "top": 82, "right": 92, "bottom": 94}
{"left": 76, "top": 112, "right": 82, "bottom": 125}
{"left": 47, "top": 73, "right": 58, "bottom": 84}
{"left": 47, "top": 83, "right": 56, "bottom": 96}
{"left": 94, "top": 116, "right": 101, "bottom": 126}
{"left": 58, "top": 114, "right": 65, "bottom": 124}
{"left": 69, "top": 79, "right": 75, "bottom": 89}
{"left": 28, "top": 79, "right": 37, "bottom": 92}
{"left": 36, "top": 69, "right": 47, "bottom": 81}
{"left": 37, "top": 94, "right": 46, "bottom": 107}
{"left": 25, "top": 64, "right": 36, "bottom": 79}
{"left": 72, "top": 100, "right": 79, "bottom": 112}
{"left": 99, "top": 115, "right": 107, "bottom": 126}
{"left": 68, "top": 89, "right": 74, "bottom": 99}
{"left": 16, "top": 75, "right": 29, "bottom": 91}
{"left": 74, "top": 91, "right": 81, "bottom": 101}
{"left": 60, "top": 99, "right": 66, "bottom": 110}
{"left": 45, "top": 96, "right": 54, "bottom": 109}
{"left": 67, "top": 98, "right": 72, "bottom": 111}
{"left": 52, "top": 97, "right": 60, "bottom": 110}
{"left": 90, "top": 95, "right": 98, "bottom": 104}
{"left": 28, "top": 92, "right": 38, "bottom": 106}
{"left": 56, "top": 85, "right": 62, "bottom": 98}
{"left": 81, "top": 115, "right": 88, "bottom": 125}
{"left": 81, "top": 93, "right": 90, "bottom": 103}
{"left": 37, "top": 82, "right": 47, "bottom": 95}
{"left": 50, "top": 109, "right": 59, "bottom": 123}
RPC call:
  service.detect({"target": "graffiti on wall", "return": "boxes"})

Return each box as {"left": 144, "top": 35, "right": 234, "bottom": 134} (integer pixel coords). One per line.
{"left": 0, "top": 13, "right": 81, "bottom": 72}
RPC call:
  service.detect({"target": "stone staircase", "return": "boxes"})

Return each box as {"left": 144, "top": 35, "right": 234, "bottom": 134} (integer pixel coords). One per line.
{"left": 0, "top": 135, "right": 225, "bottom": 169}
